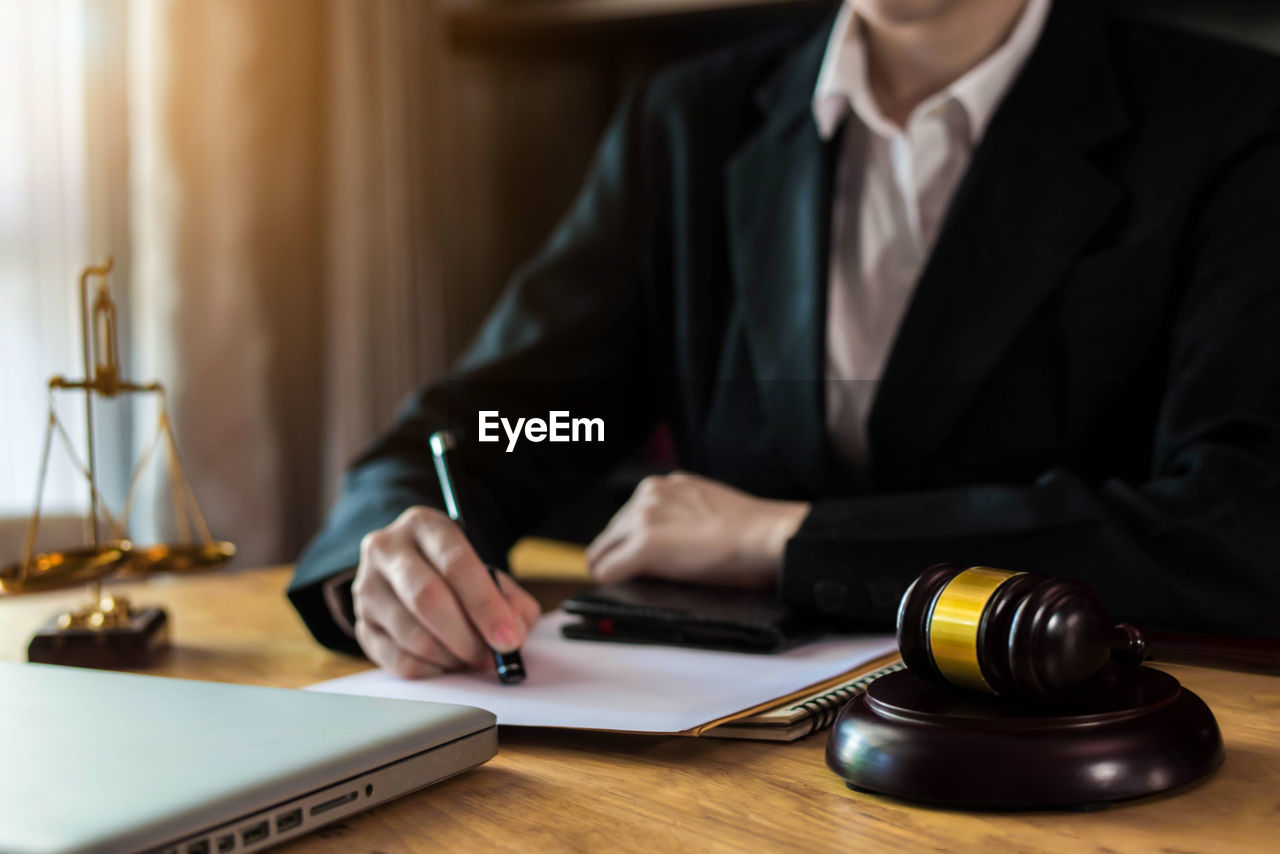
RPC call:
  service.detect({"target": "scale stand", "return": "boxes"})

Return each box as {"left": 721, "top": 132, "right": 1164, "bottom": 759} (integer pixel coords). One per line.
{"left": 0, "top": 257, "right": 234, "bottom": 668}
{"left": 28, "top": 594, "right": 170, "bottom": 669}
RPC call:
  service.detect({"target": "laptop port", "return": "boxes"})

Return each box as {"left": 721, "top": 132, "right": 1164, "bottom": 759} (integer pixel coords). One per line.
{"left": 242, "top": 819, "right": 269, "bottom": 846}
{"left": 216, "top": 834, "right": 235, "bottom": 853}
{"left": 276, "top": 808, "right": 302, "bottom": 833}
{"left": 310, "top": 790, "right": 357, "bottom": 816}
{"left": 186, "top": 842, "right": 209, "bottom": 854}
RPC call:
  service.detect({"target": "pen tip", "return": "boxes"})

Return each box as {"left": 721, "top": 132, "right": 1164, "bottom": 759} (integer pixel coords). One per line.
{"left": 495, "top": 655, "right": 526, "bottom": 685}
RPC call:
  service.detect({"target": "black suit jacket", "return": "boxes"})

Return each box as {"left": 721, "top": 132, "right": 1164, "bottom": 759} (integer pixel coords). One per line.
{"left": 291, "top": 0, "right": 1280, "bottom": 653}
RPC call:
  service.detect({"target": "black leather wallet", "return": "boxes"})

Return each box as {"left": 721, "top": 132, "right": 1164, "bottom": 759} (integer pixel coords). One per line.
{"left": 561, "top": 580, "right": 821, "bottom": 653}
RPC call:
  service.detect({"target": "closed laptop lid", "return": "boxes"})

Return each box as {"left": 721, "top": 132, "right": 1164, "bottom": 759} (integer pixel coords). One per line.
{"left": 0, "top": 662, "right": 494, "bottom": 854}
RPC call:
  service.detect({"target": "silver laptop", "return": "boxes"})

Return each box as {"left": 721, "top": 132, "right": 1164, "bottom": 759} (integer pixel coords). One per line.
{"left": 0, "top": 662, "right": 497, "bottom": 854}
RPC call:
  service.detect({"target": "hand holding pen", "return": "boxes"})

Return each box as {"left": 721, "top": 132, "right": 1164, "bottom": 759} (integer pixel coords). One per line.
{"left": 347, "top": 434, "right": 540, "bottom": 682}
{"left": 429, "top": 430, "right": 528, "bottom": 684}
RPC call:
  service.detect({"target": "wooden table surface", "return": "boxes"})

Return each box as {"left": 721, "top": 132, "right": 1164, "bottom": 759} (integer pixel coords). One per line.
{"left": 2, "top": 566, "right": 1277, "bottom": 853}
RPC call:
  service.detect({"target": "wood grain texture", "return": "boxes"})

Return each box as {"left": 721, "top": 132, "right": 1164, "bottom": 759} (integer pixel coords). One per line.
{"left": 2, "top": 567, "right": 1277, "bottom": 853}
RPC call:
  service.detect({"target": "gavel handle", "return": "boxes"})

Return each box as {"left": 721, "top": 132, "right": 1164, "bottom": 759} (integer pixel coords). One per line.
{"left": 1111, "top": 624, "right": 1280, "bottom": 675}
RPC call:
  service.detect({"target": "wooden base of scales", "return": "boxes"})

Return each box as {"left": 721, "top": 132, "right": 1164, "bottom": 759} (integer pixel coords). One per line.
{"left": 28, "top": 593, "right": 170, "bottom": 669}
{"left": 0, "top": 258, "right": 234, "bottom": 669}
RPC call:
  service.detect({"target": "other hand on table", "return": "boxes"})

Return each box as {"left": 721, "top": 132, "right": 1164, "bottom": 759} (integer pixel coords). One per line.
{"left": 586, "top": 471, "right": 810, "bottom": 590}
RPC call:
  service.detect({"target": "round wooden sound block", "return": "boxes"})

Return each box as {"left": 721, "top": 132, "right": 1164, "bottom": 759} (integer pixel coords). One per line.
{"left": 826, "top": 664, "right": 1223, "bottom": 808}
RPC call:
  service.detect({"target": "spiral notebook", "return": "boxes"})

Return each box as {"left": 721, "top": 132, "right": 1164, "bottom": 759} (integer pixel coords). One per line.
{"left": 704, "top": 657, "right": 906, "bottom": 741}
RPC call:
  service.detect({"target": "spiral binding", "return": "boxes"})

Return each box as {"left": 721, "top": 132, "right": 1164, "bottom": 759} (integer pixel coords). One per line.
{"left": 796, "top": 661, "right": 908, "bottom": 736}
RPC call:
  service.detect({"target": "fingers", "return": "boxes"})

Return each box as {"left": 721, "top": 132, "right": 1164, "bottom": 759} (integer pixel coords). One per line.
{"left": 585, "top": 508, "right": 631, "bottom": 571}
{"left": 354, "top": 618, "right": 442, "bottom": 680}
{"left": 354, "top": 570, "right": 471, "bottom": 671}
{"left": 585, "top": 473, "right": 661, "bottom": 568}
{"left": 587, "top": 473, "right": 676, "bottom": 580}
{"left": 404, "top": 507, "right": 527, "bottom": 653}
{"left": 355, "top": 506, "right": 500, "bottom": 675}
{"left": 374, "top": 540, "right": 490, "bottom": 668}
{"left": 584, "top": 495, "right": 632, "bottom": 566}
{"left": 592, "top": 534, "right": 659, "bottom": 584}
{"left": 497, "top": 571, "right": 542, "bottom": 630}
{"left": 353, "top": 505, "right": 545, "bottom": 680}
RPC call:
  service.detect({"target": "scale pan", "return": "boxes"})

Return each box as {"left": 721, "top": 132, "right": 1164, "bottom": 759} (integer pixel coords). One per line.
{"left": 120, "top": 541, "right": 236, "bottom": 576}
{"left": 0, "top": 543, "right": 133, "bottom": 594}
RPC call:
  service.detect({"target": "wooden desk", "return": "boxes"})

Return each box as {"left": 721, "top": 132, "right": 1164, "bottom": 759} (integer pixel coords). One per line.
{"left": 3, "top": 567, "right": 1277, "bottom": 853}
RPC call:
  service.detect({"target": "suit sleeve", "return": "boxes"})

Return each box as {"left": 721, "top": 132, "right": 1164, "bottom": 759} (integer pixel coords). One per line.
{"left": 288, "top": 91, "right": 664, "bottom": 652}
{"left": 781, "top": 116, "right": 1280, "bottom": 637}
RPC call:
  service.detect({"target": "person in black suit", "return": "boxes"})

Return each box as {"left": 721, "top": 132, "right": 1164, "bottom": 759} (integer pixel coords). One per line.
{"left": 290, "top": 0, "right": 1280, "bottom": 676}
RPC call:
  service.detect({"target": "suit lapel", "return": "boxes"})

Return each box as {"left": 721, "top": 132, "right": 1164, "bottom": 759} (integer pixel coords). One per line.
{"left": 867, "top": 0, "right": 1131, "bottom": 488}
{"left": 866, "top": 126, "right": 1123, "bottom": 487}
{"left": 725, "top": 18, "right": 843, "bottom": 491}
{"left": 722, "top": 0, "right": 1131, "bottom": 491}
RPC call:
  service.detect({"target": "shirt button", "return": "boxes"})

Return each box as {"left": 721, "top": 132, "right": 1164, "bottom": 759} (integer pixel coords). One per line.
{"left": 814, "top": 578, "right": 848, "bottom": 614}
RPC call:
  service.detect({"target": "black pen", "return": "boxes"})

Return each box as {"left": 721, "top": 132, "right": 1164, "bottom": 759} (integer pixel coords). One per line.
{"left": 428, "top": 429, "right": 527, "bottom": 685}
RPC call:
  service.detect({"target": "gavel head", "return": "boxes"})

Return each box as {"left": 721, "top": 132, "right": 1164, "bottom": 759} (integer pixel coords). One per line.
{"left": 896, "top": 563, "right": 1115, "bottom": 702}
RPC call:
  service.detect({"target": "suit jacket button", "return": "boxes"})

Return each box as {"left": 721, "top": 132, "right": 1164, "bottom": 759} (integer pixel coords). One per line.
{"left": 868, "top": 577, "right": 903, "bottom": 611}
{"left": 814, "top": 578, "right": 848, "bottom": 614}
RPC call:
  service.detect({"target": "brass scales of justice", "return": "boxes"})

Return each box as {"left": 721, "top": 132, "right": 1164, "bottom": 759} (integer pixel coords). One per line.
{"left": 0, "top": 257, "right": 234, "bottom": 668}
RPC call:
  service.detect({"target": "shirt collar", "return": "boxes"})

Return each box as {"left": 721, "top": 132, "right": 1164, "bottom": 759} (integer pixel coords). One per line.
{"left": 812, "top": 0, "right": 1052, "bottom": 142}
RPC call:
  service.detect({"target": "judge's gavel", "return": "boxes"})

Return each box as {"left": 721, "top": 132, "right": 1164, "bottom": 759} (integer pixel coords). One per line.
{"left": 896, "top": 563, "right": 1280, "bottom": 701}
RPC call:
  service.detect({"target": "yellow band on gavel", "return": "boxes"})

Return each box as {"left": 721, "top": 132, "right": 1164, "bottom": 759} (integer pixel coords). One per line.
{"left": 928, "top": 567, "right": 1023, "bottom": 693}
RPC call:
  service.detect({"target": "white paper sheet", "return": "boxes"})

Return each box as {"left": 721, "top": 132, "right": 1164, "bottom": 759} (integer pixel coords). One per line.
{"left": 307, "top": 611, "right": 896, "bottom": 733}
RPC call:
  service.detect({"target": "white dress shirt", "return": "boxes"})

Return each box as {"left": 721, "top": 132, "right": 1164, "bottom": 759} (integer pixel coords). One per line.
{"left": 814, "top": 0, "right": 1051, "bottom": 467}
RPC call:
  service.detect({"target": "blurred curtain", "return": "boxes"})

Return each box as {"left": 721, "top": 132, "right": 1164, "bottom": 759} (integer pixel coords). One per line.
{"left": 321, "top": 2, "right": 448, "bottom": 499}
{"left": 0, "top": 0, "right": 129, "bottom": 562}
{"left": 129, "top": 0, "right": 448, "bottom": 566}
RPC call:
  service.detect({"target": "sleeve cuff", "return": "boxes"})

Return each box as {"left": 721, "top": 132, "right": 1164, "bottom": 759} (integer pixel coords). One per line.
{"left": 322, "top": 568, "right": 358, "bottom": 639}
